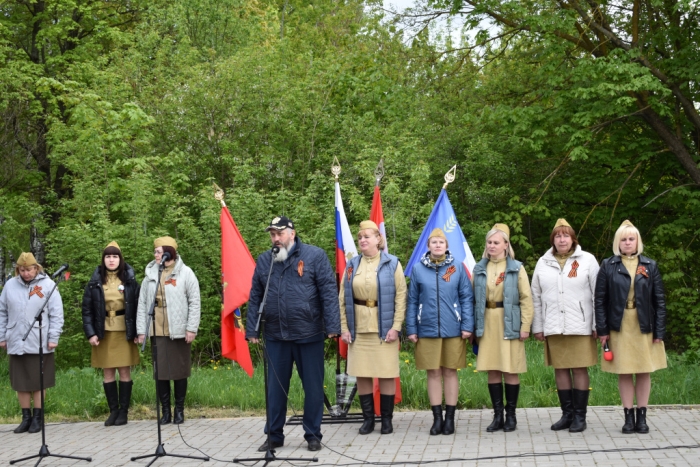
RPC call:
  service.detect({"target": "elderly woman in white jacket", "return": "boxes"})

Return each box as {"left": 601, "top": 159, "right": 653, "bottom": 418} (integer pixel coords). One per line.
{"left": 137, "top": 236, "right": 200, "bottom": 425}
{"left": 0, "top": 252, "right": 64, "bottom": 434}
{"left": 532, "top": 219, "right": 599, "bottom": 433}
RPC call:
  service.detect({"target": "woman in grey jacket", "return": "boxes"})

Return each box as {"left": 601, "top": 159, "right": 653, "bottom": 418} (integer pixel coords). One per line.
{"left": 0, "top": 252, "right": 64, "bottom": 434}
{"left": 406, "top": 228, "right": 474, "bottom": 436}
{"left": 136, "top": 236, "right": 200, "bottom": 424}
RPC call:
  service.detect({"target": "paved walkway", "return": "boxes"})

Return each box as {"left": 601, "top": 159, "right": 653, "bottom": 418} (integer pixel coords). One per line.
{"left": 1, "top": 406, "right": 699, "bottom": 466}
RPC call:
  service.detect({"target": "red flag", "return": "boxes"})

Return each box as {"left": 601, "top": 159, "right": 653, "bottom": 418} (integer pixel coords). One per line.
{"left": 221, "top": 206, "right": 255, "bottom": 377}
{"left": 370, "top": 182, "right": 402, "bottom": 413}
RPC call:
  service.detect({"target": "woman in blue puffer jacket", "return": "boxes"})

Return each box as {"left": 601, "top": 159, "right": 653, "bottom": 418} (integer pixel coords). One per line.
{"left": 406, "top": 228, "right": 474, "bottom": 436}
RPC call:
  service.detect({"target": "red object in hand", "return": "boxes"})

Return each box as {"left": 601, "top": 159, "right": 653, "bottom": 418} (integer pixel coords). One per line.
{"left": 603, "top": 342, "right": 614, "bottom": 361}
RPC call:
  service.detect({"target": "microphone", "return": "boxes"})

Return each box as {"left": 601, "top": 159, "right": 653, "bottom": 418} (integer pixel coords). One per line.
{"left": 603, "top": 341, "right": 613, "bottom": 361}
{"left": 51, "top": 264, "right": 69, "bottom": 279}
{"left": 271, "top": 246, "right": 280, "bottom": 255}
{"left": 159, "top": 251, "right": 172, "bottom": 265}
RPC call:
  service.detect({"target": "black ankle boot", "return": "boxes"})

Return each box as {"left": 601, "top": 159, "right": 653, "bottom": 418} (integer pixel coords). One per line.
{"left": 158, "top": 380, "right": 172, "bottom": 424}
{"left": 569, "top": 389, "right": 589, "bottom": 433}
{"left": 173, "top": 378, "right": 187, "bottom": 424}
{"left": 442, "top": 405, "right": 456, "bottom": 435}
{"left": 503, "top": 383, "right": 519, "bottom": 432}
{"left": 635, "top": 407, "right": 649, "bottom": 433}
{"left": 429, "top": 405, "right": 443, "bottom": 436}
{"left": 114, "top": 381, "right": 133, "bottom": 426}
{"left": 28, "top": 408, "right": 43, "bottom": 433}
{"left": 379, "top": 394, "right": 394, "bottom": 434}
{"left": 622, "top": 407, "right": 635, "bottom": 434}
{"left": 551, "top": 389, "right": 573, "bottom": 431}
{"left": 486, "top": 383, "right": 504, "bottom": 432}
{"left": 103, "top": 381, "right": 120, "bottom": 426}
{"left": 358, "top": 394, "right": 375, "bottom": 435}
{"left": 14, "top": 409, "right": 32, "bottom": 434}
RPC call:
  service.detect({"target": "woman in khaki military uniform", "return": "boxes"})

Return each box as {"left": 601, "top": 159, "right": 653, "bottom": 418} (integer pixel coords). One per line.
{"left": 472, "top": 224, "right": 533, "bottom": 432}
{"left": 340, "top": 221, "right": 407, "bottom": 436}
{"left": 82, "top": 241, "right": 140, "bottom": 426}
{"left": 595, "top": 220, "right": 667, "bottom": 434}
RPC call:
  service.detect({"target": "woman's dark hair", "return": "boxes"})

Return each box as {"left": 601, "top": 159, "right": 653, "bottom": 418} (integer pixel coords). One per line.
{"left": 162, "top": 245, "right": 178, "bottom": 263}
{"left": 100, "top": 246, "right": 127, "bottom": 284}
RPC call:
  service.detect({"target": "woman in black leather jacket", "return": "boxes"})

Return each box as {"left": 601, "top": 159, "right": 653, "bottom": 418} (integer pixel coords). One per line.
{"left": 82, "top": 241, "right": 140, "bottom": 426}
{"left": 595, "top": 220, "right": 667, "bottom": 435}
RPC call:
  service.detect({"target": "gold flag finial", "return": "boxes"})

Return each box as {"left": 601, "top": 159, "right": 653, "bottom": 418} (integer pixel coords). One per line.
{"left": 443, "top": 165, "right": 456, "bottom": 189}
{"left": 331, "top": 156, "right": 341, "bottom": 180}
{"left": 213, "top": 183, "right": 226, "bottom": 207}
{"left": 374, "top": 158, "right": 385, "bottom": 186}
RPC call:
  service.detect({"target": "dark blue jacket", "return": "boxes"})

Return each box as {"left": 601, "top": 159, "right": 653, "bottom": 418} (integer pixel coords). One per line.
{"left": 245, "top": 237, "right": 341, "bottom": 341}
{"left": 406, "top": 253, "right": 474, "bottom": 338}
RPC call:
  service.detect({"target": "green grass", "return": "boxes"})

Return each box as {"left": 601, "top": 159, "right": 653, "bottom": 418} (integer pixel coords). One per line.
{"left": 2, "top": 340, "right": 699, "bottom": 423}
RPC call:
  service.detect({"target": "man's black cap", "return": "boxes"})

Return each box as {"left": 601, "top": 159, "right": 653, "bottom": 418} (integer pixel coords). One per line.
{"left": 265, "top": 216, "right": 294, "bottom": 232}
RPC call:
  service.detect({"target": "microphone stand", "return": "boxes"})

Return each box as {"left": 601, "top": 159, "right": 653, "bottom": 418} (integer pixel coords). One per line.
{"left": 130, "top": 258, "right": 209, "bottom": 467}
{"left": 234, "top": 249, "right": 318, "bottom": 466}
{"left": 11, "top": 276, "right": 92, "bottom": 466}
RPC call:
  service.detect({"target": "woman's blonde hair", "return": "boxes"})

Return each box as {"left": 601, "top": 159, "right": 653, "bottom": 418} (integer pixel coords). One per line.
{"left": 481, "top": 229, "right": 516, "bottom": 259}
{"left": 358, "top": 228, "right": 386, "bottom": 251}
{"left": 612, "top": 224, "right": 644, "bottom": 256}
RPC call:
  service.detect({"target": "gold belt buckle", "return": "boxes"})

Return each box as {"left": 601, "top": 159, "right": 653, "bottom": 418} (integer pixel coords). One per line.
{"left": 626, "top": 300, "right": 635, "bottom": 309}
{"left": 486, "top": 301, "right": 496, "bottom": 308}
{"left": 365, "top": 299, "right": 377, "bottom": 308}
{"left": 107, "top": 311, "right": 116, "bottom": 318}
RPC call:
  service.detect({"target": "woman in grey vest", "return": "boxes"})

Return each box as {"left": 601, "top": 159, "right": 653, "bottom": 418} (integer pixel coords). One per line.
{"left": 0, "top": 252, "right": 64, "bottom": 434}
{"left": 472, "top": 224, "right": 533, "bottom": 432}
{"left": 340, "top": 220, "right": 407, "bottom": 435}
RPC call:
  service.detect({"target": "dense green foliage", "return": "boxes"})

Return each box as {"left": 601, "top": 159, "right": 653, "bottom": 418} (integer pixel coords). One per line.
{"left": 1, "top": 1, "right": 699, "bottom": 369}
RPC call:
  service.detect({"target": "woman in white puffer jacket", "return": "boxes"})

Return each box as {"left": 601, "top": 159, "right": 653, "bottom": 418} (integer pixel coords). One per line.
{"left": 532, "top": 219, "right": 599, "bottom": 433}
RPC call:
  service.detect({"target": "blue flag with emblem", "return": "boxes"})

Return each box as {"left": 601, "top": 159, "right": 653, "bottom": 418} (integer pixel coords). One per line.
{"left": 405, "top": 189, "right": 476, "bottom": 279}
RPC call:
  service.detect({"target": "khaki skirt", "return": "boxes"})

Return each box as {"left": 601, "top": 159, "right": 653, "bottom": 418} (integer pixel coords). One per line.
{"left": 602, "top": 308, "right": 667, "bottom": 374}
{"left": 347, "top": 332, "right": 399, "bottom": 378}
{"left": 476, "top": 307, "right": 527, "bottom": 374}
{"left": 9, "top": 353, "right": 56, "bottom": 391}
{"left": 415, "top": 337, "right": 466, "bottom": 370}
{"left": 152, "top": 336, "right": 191, "bottom": 380}
{"left": 91, "top": 331, "right": 140, "bottom": 369}
{"left": 544, "top": 334, "right": 597, "bottom": 369}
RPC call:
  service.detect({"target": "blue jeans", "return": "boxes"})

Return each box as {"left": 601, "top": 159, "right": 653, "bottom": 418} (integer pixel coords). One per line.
{"left": 264, "top": 337, "right": 325, "bottom": 443}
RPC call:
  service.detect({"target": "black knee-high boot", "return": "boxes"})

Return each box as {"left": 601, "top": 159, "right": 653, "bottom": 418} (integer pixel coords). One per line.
{"left": 486, "top": 383, "right": 504, "bottom": 432}
{"left": 380, "top": 394, "right": 394, "bottom": 434}
{"left": 503, "top": 383, "right": 519, "bottom": 432}
{"left": 569, "top": 389, "right": 589, "bottom": 433}
{"left": 358, "top": 394, "right": 375, "bottom": 435}
{"left": 114, "top": 381, "right": 133, "bottom": 426}
{"left": 173, "top": 378, "right": 187, "bottom": 424}
{"left": 103, "top": 381, "right": 120, "bottom": 426}
{"left": 158, "top": 380, "right": 172, "bottom": 424}
{"left": 551, "top": 389, "right": 573, "bottom": 431}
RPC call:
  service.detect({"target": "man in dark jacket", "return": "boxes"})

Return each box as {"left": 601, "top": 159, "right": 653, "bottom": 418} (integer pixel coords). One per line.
{"left": 246, "top": 216, "right": 341, "bottom": 452}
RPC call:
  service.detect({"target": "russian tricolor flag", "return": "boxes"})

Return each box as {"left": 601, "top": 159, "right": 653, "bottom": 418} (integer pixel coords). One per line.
{"left": 335, "top": 181, "right": 358, "bottom": 278}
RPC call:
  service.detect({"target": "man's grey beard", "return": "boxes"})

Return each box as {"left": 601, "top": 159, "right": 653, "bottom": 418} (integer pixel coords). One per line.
{"left": 273, "top": 240, "right": 293, "bottom": 262}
